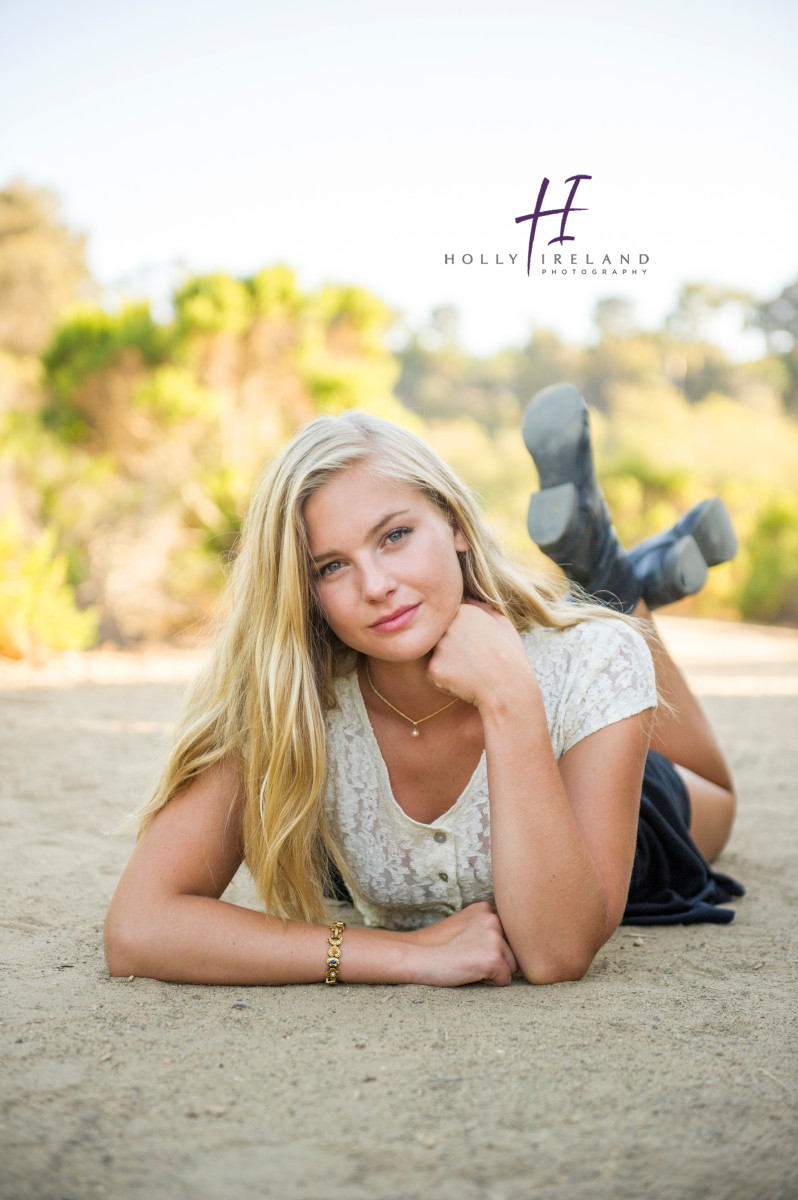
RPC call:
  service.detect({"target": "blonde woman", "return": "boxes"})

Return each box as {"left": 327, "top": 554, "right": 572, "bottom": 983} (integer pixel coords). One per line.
{"left": 104, "top": 386, "right": 743, "bottom": 988}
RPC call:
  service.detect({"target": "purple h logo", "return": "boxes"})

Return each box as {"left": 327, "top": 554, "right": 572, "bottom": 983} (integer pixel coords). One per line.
{"left": 516, "top": 175, "right": 592, "bottom": 275}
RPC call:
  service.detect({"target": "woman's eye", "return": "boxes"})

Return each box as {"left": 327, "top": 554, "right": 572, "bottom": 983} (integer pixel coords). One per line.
{"left": 318, "top": 560, "right": 343, "bottom": 579}
{"left": 386, "top": 527, "right": 411, "bottom": 545}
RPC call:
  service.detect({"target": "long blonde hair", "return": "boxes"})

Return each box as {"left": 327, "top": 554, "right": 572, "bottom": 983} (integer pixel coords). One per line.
{"left": 136, "top": 409, "right": 641, "bottom": 923}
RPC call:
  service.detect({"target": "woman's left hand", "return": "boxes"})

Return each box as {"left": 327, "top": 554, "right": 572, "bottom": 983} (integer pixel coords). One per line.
{"left": 426, "top": 599, "right": 535, "bottom": 711}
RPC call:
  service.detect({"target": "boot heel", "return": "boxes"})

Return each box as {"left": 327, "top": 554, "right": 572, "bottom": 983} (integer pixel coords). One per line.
{"left": 522, "top": 383, "right": 589, "bottom": 488}
{"left": 644, "top": 536, "right": 708, "bottom": 610}
{"left": 628, "top": 496, "right": 738, "bottom": 610}
{"left": 522, "top": 382, "right": 640, "bottom": 610}
{"left": 527, "top": 482, "right": 579, "bottom": 550}
{"left": 689, "top": 497, "right": 738, "bottom": 567}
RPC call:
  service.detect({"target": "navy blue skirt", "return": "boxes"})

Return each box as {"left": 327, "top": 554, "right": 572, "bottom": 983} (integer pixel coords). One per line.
{"left": 324, "top": 750, "right": 745, "bottom": 925}
{"left": 623, "top": 749, "right": 744, "bottom": 925}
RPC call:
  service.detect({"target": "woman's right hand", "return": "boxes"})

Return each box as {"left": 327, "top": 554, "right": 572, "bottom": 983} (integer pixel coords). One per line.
{"left": 403, "top": 901, "right": 519, "bottom": 987}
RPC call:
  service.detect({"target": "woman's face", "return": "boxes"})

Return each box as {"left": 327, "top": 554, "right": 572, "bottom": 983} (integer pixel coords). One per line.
{"left": 303, "top": 462, "right": 469, "bottom": 662}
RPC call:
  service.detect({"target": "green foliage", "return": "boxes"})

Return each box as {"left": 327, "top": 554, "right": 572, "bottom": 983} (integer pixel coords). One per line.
{"left": 294, "top": 282, "right": 403, "bottom": 420}
{"left": 0, "top": 512, "right": 98, "bottom": 659}
{"left": 417, "top": 355, "right": 798, "bottom": 626}
{"left": 300, "top": 356, "right": 402, "bottom": 418}
{"left": 44, "top": 301, "right": 166, "bottom": 399}
{"left": 602, "top": 450, "right": 692, "bottom": 499}
{"left": 0, "top": 405, "right": 116, "bottom": 532}
{"left": 425, "top": 417, "right": 533, "bottom": 558}
{"left": 4, "top": 215, "right": 798, "bottom": 650}
{"left": 186, "top": 465, "right": 250, "bottom": 561}
{"left": 310, "top": 283, "right": 393, "bottom": 336}
{"left": 592, "top": 388, "right": 798, "bottom": 621}
{"left": 41, "top": 301, "right": 169, "bottom": 440}
{"left": 174, "top": 273, "right": 253, "bottom": 336}
{"left": 248, "top": 264, "right": 304, "bottom": 318}
{"left": 396, "top": 335, "right": 523, "bottom": 432}
{"left": 131, "top": 365, "right": 219, "bottom": 425}
{"left": 738, "top": 493, "right": 798, "bottom": 624}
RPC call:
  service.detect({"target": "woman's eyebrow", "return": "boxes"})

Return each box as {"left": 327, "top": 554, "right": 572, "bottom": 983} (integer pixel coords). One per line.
{"left": 312, "top": 509, "right": 411, "bottom": 563}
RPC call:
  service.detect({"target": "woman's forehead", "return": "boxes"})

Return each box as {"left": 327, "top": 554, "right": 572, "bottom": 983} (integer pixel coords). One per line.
{"left": 303, "top": 465, "right": 436, "bottom": 548}
{"left": 309, "top": 462, "right": 422, "bottom": 506}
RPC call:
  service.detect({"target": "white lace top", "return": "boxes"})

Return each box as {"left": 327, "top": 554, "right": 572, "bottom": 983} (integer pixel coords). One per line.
{"left": 324, "top": 617, "right": 658, "bottom": 931}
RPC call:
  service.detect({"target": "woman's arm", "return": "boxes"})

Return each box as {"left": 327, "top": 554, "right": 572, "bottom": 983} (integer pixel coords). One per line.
{"left": 428, "top": 603, "right": 652, "bottom": 985}
{"left": 481, "top": 682, "right": 651, "bottom": 983}
{"left": 104, "top": 759, "right": 517, "bottom": 987}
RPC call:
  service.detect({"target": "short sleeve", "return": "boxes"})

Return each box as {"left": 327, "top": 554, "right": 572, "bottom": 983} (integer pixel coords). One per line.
{"left": 558, "top": 618, "right": 657, "bottom": 755}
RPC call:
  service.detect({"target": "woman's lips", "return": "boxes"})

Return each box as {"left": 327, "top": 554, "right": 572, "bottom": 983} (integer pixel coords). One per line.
{"left": 369, "top": 604, "right": 420, "bottom": 632}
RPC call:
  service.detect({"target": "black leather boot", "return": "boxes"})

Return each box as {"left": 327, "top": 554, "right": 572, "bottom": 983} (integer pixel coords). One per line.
{"left": 628, "top": 498, "right": 737, "bottom": 609}
{"left": 523, "top": 383, "right": 739, "bottom": 613}
{"left": 522, "top": 383, "right": 641, "bottom": 613}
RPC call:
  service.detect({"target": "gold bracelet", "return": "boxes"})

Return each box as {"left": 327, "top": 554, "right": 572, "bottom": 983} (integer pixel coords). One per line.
{"left": 325, "top": 920, "right": 346, "bottom": 985}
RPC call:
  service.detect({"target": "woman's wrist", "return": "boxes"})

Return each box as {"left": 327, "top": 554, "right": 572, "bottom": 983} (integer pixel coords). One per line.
{"left": 336, "top": 927, "right": 421, "bottom": 985}
{"left": 475, "top": 659, "right": 544, "bottom": 724}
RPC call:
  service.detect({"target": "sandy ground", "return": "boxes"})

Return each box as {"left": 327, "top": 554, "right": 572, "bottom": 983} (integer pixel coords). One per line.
{"left": 1, "top": 615, "right": 797, "bottom": 1200}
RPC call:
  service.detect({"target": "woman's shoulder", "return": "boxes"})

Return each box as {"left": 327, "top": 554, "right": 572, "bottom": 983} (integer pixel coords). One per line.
{"left": 520, "top": 612, "right": 646, "bottom": 652}
{"left": 519, "top": 614, "right": 654, "bottom": 679}
{"left": 520, "top": 615, "right": 657, "bottom": 756}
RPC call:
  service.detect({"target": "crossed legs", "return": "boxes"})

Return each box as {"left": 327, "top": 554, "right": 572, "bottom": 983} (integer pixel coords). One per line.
{"left": 521, "top": 383, "right": 739, "bottom": 864}
{"left": 632, "top": 599, "right": 736, "bottom": 862}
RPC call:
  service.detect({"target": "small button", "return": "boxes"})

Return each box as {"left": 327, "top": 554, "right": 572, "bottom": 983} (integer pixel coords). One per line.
{"left": 439, "top": 871, "right": 449, "bottom": 882}
{"left": 433, "top": 831, "right": 447, "bottom": 843}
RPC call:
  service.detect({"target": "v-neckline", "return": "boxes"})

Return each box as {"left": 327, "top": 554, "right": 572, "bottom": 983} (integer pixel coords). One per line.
{"left": 347, "top": 671, "right": 487, "bottom": 828}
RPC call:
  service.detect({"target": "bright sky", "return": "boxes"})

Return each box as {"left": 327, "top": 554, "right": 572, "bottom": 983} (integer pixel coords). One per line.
{"left": 1, "top": 0, "right": 796, "bottom": 359}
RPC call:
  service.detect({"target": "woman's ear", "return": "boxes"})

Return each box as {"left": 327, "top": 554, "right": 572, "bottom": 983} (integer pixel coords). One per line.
{"left": 452, "top": 521, "right": 469, "bottom": 553}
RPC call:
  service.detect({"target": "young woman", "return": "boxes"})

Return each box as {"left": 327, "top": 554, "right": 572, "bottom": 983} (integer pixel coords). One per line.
{"left": 104, "top": 384, "right": 744, "bottom": 988}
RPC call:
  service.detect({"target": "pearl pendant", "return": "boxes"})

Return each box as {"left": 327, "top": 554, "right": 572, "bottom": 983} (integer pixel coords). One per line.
{"left": 411, "top": 727, "right": 420, "bottom": 737}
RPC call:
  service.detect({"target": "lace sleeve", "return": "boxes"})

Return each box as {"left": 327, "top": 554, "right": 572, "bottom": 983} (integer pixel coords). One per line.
{"left": 559, "top": 618, "right": 657, "bottom": 755}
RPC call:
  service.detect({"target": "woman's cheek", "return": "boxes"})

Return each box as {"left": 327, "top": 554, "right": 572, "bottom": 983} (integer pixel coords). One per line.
{"left": 327, "top": 591, "right": 361, "bottom": 644}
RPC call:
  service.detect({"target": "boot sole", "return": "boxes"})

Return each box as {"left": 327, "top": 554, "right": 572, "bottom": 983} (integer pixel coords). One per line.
{"left": 685, "top": 497, "right": 738, "bottom": 567}
{"left": 645, "top": 535, "right": 708, "bottom": 609}
{"left": 523, "top": 384, "right": 589, "bottom": 550}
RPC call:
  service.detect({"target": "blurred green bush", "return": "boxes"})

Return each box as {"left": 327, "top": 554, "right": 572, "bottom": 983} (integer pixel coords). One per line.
{"left": 2, "top": 257, "right": 798, "bottom": 658}
{"left": 0, "top": 512, "right": 98, "bottom": 659}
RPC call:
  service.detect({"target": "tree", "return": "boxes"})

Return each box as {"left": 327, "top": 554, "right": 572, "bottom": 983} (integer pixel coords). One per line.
{"left": 665, "top": 282, "right": 755, "bottom": 344}
{"left": 0, "top": 180, "right": 92, "bottom": 356}
{"left": 752, "top": 277, "right": 798, "bottom": 345}
{"left": 751, "top": 276, "right": 798, "bottom": 414}
{"left": 593, "top": 297, "right": 637, "bottom": 340}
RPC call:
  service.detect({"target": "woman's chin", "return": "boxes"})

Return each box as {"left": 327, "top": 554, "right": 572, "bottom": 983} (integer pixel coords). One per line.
{"left": 361, "top": 631, "right": 440, "bottom": 664}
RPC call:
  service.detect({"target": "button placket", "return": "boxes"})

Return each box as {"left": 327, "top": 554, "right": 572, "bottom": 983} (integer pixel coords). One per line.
{"left": 432, "top": 828, "right": 454, "bottom": 889}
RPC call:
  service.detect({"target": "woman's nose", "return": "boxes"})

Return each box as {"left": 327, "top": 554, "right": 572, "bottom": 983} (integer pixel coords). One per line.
{"left": 360, "top": 558, "right": 397, "bottom": 601}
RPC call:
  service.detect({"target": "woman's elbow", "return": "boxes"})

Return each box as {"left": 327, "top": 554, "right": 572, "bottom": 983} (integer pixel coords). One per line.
{"left": 522, "top": 959, "right": 592, "bottom": 986}
{"left": 103, "top": 908, "right": 148, "bottom": 977}
{"left": 518, "top": 919, "right": 621, "bottom": 983}
{"left": 517, "top": 944, "right": 598, "bottom": 986}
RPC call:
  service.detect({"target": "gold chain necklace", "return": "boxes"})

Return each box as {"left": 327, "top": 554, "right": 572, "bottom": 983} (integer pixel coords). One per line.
{"left": 365, "top": 664, "right": 459, "bottom": 737}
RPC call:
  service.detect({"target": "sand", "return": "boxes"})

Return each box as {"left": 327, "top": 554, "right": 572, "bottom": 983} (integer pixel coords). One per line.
{"left": 1, "top": 616, "right": 797, "bottom": 1200}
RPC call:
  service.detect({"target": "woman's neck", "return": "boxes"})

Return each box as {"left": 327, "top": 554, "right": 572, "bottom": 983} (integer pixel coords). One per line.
{"left": 360, "top": 654, "right": 456, "bottom": 721}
